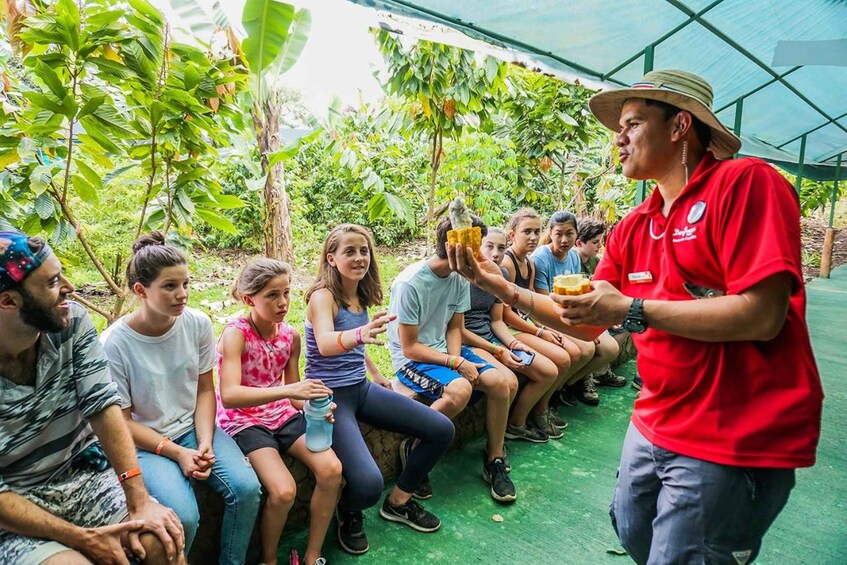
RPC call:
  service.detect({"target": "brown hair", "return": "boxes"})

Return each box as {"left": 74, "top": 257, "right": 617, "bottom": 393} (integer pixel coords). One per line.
{"left": 577, "top": 218, "right": 606, "bottom": 243}
{"left": 305, "top": 224, "right": 383, "bottom": 309}
{"left": 508, "top": 208, "right": 541, "bottom": 232}
{"left": 126, "top": 231, "right": 187, "bottom": 289}
{"left": 231, "top": 258, "right": 291, "bottom": 301}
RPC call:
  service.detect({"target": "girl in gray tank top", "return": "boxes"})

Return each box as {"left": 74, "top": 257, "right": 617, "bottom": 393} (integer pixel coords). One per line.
{"left": 304, "top": 224, "right": 454, "bottom": 555}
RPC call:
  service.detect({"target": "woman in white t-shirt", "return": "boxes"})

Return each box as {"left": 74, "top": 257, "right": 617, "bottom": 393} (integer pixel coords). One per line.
{"left": 101, "top": 232, "right": 261, "bottom": 564}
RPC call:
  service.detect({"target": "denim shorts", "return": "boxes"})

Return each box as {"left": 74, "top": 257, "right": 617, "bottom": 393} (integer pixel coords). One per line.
{"left": 396, "top": 346, "right": 497, "bottom": 400}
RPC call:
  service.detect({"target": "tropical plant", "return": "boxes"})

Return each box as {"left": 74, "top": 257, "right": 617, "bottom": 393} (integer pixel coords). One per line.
{"left": 0, "top": 0, "right": 246, "bottom": 320}
{"left": 374, "top": 29, "right": 507, "bottom": 232}
{"left": 168, "top": 0, "right": 313, "bottom": 262}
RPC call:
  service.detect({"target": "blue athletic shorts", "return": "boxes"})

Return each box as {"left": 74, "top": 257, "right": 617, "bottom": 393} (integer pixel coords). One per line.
{"left": 396, "top": 346, "right": 497, "bottom": 400}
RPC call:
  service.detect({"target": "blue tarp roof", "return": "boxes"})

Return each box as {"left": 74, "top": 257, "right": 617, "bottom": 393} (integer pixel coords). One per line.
{"left": 349, "top": 0, "right": 847, "bottom": 179}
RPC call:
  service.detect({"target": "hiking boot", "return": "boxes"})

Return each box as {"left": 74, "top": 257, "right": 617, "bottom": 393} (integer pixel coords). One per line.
{"left": 557, "top": 387, "right": 579, "bottom": 407}
{"left": 594, "top": 368, "right": 627, "bottom": 387}
{"left": 574, "top": 376, "right": 600, "bottom": 406}
{"left": 547, "top": 407, "right": 568, "bottom": 430}
{"left": 335, "top": 506, "right": 368, "bottom": 555}
{"left": 505, "top": 423, "right": 549, "bottom": 443}
{"left": 379, "top": 495, "right": 441, "bottom": 532}
{"left": 631, "top": 375, "right": 643, "bottom": 391}
{"left": 529, "top": 412, "right": 563, "bottom": 440}
{"left": 400, "top": 437, "right": 433, "bottom": 500}
{"left": 483, "top": 456, "right": 517, "bottom": 503}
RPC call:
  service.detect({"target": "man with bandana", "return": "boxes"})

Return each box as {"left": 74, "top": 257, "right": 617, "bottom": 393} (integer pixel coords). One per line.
{"left": 0, "top": 231, "right": 186, "bottom": 564}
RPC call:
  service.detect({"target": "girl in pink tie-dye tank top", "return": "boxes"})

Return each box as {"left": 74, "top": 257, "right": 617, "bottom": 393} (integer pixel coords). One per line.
{"left": 216, "top": 258, "right": 341, "bottom": 565}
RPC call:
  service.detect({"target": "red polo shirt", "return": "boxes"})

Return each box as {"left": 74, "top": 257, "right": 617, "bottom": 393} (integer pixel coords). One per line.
{"left": 595, "top": 153, "right": 823, "bottom": 468}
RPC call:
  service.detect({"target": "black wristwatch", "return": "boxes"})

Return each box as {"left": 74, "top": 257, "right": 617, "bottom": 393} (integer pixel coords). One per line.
{"left": 622, "top": 298, "right": 647, "bottom": 334}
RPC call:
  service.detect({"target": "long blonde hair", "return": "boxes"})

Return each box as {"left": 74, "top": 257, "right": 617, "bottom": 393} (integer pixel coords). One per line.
{"left": 305, "top": 224, "right": 383, "bottom": 309}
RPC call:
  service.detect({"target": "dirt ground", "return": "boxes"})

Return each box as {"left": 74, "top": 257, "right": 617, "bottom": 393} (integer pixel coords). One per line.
{"left": 801, "top": 217, "right": 846, "bottom": 280}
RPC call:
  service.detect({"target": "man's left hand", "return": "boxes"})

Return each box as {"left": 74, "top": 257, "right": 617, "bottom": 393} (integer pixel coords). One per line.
{"left": 126, "top": 499, "right": 185, "bottom": 561}
{"left": 550, "top": 280, "right": 630, "bottom": 327}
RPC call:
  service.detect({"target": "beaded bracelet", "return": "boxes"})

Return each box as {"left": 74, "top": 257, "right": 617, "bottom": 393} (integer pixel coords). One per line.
{"left": 155, "top": 437, "right": 172, "bottom": 455}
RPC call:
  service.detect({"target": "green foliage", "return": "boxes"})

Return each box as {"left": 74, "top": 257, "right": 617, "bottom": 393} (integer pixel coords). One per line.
{"left": 0, "top": 0, "right": 248, "bottom": 320}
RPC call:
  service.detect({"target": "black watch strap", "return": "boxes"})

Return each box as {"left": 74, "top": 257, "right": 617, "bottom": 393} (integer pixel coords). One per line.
{"left": 623, "top": 298, "right": 647, "bottom": 333}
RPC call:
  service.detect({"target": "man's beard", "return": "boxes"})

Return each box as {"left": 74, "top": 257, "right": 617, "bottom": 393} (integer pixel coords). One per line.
{"left": 18, "top": 286, "right": 69, "bottom": 333}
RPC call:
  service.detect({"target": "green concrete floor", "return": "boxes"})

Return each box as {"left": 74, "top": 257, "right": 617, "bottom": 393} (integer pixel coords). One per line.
{"left": 279, "top": 266, "right": 847, "bottom": 564}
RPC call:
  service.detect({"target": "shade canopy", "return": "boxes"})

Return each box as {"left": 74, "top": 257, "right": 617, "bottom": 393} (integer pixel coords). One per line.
{"left": 348, "top": 0, "right": 847, "bottom": 180}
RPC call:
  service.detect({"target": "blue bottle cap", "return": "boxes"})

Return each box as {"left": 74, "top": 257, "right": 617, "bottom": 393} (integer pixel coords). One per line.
{"left": 309, "top": 395, "right": 333, "bottom": 409}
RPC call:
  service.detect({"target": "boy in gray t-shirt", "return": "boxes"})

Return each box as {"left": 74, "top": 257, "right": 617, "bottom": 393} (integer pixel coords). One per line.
{"left": 386, "top": 217, "right": 519, "bottom": 503}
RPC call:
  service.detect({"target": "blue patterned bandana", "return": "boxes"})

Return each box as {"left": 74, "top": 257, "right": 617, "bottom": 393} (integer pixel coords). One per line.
{"left": 0, "top": 231, "right": 53, "bottom": 292}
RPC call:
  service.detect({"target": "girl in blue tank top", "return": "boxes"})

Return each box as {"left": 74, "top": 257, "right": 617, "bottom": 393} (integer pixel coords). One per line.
{"left": 304, "top": 224, "right": 455, "bottom": 555}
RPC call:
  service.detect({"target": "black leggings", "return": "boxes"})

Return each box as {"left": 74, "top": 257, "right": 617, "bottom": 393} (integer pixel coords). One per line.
{"left": 331, "top": 379, "right": 455, "bottom": 511}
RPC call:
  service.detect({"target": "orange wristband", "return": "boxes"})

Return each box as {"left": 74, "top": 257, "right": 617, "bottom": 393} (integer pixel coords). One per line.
{"left": 155, "top": 437, "right": 172, "bottom": 455}
{"left": 117, "top": 467, "right": 142, "bottom": 483}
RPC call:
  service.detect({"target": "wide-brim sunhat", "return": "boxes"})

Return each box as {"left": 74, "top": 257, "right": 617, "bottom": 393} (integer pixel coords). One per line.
{"left": 589, "top": 69, "right": 742, "bottom": 160}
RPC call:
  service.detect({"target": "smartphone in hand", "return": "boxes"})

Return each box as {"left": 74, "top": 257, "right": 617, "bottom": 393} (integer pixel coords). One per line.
{"left": 512, "top": 349, "right": 536, "bottom": 366}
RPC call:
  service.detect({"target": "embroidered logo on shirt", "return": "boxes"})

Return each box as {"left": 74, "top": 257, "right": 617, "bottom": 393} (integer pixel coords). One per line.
{"left": 688, "top": 200, "right": 707, "bottom": 224}
{"left": 672, "top": 225, "right": 697, "bottom": 243}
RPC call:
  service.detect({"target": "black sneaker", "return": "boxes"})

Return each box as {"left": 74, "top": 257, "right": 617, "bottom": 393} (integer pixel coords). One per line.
{"left": 400, "top": 438, "right": 433, "bottom": 500}
{"left": 483, "top": 457, "right": 517, "bottom": 503}
{"left": 379, "top": 496, "right": 441, "bottom": 532}
{"left": 335, "top": 506, "right": 368, "bottom": 555}
{"left": 631, "top": 375, "right": 643, "bottom": 391}
{"left": 575, "top": 376, "right": 600, "bottom": 406}
{"left": 557, "top": 387, "right": 579, "bottom": 407}
{"left": 594, "top": 368, "right": 627, "bottom": 387}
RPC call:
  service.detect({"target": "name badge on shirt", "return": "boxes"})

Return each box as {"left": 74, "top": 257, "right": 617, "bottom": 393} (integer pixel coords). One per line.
{"left": 628, "top": 271, "right": 653, "bottom": 284}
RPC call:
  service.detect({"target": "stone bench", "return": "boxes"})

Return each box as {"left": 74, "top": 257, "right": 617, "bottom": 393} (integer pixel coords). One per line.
{"left": 188, "top": 346, "right": 637, "bottom": 562}
{"left": 189, "top": 382, "right": 487, "bottom": 562}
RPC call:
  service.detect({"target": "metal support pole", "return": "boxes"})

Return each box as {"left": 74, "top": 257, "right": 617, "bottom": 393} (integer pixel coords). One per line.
{"left": 733, "top": 99, "right": 743, "bottom": 158}
{"left": 636, "top": 45, "right": 655, "bottom": 205}
{"left": 829, "top": 153, "right": 842, "bottom": 228}
{"left": 795, "top": 135, "right": 806, "bottom": 193}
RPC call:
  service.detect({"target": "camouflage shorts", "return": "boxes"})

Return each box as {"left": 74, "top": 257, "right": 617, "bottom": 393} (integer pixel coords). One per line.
{"left": 0, "top": 465, "right": 128, "bottom": 564}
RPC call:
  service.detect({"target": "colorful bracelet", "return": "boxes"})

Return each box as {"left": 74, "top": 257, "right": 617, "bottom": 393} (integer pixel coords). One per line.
{"left": 355, "top": 327, "right": 365, "bottom": 345}
{"left": 507, "top": 339, "right": 519, "bottom": 350}
{"left": 117, "top": 467, "right": 142, "bottom": 483}
{"left": 155, "top": 437, "right": 172, "bottom": 455}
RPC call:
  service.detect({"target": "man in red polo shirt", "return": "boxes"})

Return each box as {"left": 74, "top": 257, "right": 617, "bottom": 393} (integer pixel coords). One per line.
{"left": 564, "top": 69, "right": 823, "bottom": 564}
{"left": 446, "top": 68, "right": 823, "bottom": 565}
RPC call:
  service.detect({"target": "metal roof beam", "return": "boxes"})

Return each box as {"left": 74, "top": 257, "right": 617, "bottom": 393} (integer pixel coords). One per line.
{"left": 379, "top": 0, "right": 628, "bottom": 86}
{"left": 664, "top": 0, "right": 847, "bottom": 141}
{"left": 822, "top": 148, "right": 847, "bottom": 162}
{"left": 714, "top": 66, "right": 801, "bottom": 114}
{"left": 600, "top": 0, "right": 726, "bottom": 81}
{"left": 777, "top": 110, "right": 847, "bottom": 149}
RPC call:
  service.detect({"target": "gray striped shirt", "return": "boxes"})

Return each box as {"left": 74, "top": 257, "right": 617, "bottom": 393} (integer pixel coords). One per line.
{"left": 0, "top": 302, "right": 121, "bottom": 494}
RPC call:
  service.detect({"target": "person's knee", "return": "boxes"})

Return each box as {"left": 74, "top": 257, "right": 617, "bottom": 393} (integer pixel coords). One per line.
{"left": 167, "top": 499, "right": 199, "bottom": 543}
{"left": 266, "top": 482, "right": 297, "bottom": 510}
{"left": 441, "top": 378, "right": 472, "bottom": 411}
{"left": 346, "top": 467, "right": 385, "bottom": 508}
{"left": 315, "top": 456, "right": 343, "bottom": 489}
{"left": 138, "top": 531, "right": 187, "bottom": 565}
{"left": 485, "top": 370, "right": 515, "bottom": 401}
{"left": 228, "top": 470, "right": 263, "bottom": 509}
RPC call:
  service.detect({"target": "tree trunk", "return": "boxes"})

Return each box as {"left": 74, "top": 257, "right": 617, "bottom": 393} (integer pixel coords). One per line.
{"left": 255, "top": 94, "right": 293, "bottom": 262}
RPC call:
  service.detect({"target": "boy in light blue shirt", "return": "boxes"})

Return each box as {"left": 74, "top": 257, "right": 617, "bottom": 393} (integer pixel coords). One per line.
{"left": 387, "top": 216, "right": 518, "bottom": 503}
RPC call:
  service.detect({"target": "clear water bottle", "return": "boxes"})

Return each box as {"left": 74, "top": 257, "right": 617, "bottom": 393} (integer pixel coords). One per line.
{"left": 304, "top": 395, "right": 333, "bottom": 452}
